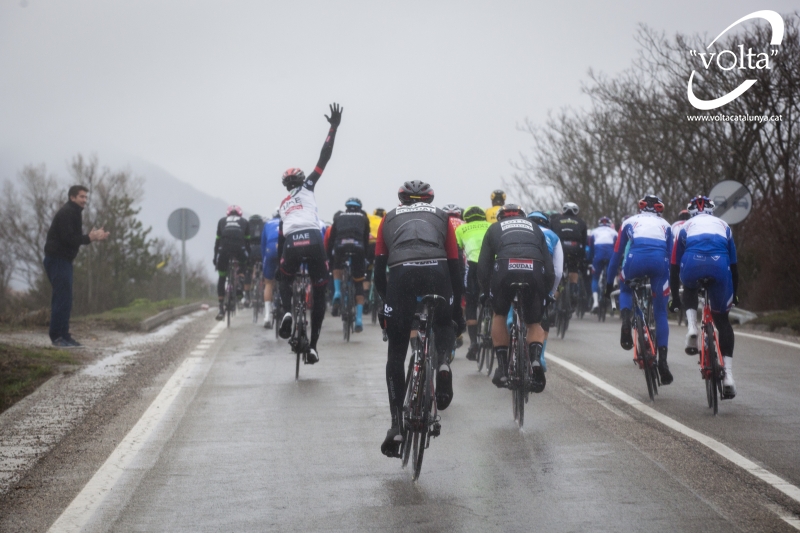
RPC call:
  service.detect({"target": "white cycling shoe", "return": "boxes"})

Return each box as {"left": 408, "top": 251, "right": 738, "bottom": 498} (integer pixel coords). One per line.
{"left": 722, "top": 356, "right": 736, "bottom": 398}
{"left": 685, "top": 309, "right": 698, "bottom": 355}
{"left": 279, "top": 313, "right": 293, "bottom": 339}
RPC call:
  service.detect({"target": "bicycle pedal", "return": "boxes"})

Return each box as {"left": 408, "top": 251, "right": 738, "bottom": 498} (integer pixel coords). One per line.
{"left": 430, "top": 422, "right": 441, "bottom": 437}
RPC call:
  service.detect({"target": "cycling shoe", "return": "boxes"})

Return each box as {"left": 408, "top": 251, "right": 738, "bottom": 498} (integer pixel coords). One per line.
{"left": 381, "top": 426, "right": 403, "bottom": 458}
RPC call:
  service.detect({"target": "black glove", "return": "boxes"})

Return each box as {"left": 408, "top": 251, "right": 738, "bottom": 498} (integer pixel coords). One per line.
{"left": 452, "top": 305, "right": 466, "bottom": 336}
{"left": 325, "top": 102, "right": 343, "bottom": 127}
{"left": 668, "top": 296, "right": 682, "bottom": 313}
{"left": 604, "top": 283, "right": 614, "bottom": 299}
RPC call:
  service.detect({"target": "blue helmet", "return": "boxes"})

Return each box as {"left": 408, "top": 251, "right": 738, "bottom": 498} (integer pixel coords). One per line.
{"left": 528, "top": 210, "right": 550, "bottom": 228}
{"left": 345, "top": 197, "right": 362, "bottom": 210}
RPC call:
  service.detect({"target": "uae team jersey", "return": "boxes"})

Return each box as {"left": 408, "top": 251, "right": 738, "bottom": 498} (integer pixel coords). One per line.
{"left": 279, "top": 180, "right": 321, "bottom": 235}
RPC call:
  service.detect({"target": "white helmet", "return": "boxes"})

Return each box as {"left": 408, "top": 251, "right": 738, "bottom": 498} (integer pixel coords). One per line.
{"left": 562, "top": 202, "right": 579, "bottom": 216}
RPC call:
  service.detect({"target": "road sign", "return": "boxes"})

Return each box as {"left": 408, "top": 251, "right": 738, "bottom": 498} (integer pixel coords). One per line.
{"left": 167, "top": 208, "right": 201, "bottom": 300}
{"left": 708, "top": 180, "right": 752, "bottom": 225}
{"left": 168, "top": 208, "right": 200, "bottom": 240}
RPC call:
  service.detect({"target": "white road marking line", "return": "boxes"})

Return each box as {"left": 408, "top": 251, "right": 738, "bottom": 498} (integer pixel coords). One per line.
{"left": 736, "top": 331, "right": 800, "bottom": 350}
{"left": 547, "top": 351, "right": 800, "bottom": 506}
{"left": 765, "top": 503, "right": 800, "bottom": 531}
{"left": 189, "top": 350, "right": 206, "bottom": 356}
{"left": 48, "top": 322, "right": 222, "bottom": 533}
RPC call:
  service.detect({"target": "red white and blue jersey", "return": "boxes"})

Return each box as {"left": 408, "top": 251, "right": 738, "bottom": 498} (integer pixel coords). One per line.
{"left": 607, "top": 213, "right": 672, "bottom": 281}
{"left": 671, "top": 213, "right": 737, "bottom": 266}
{"left": 591, "top": 225, "right": 618, "bottom": 246}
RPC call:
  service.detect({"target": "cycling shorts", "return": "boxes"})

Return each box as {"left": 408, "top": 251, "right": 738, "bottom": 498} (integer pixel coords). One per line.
{"left": 680, "top": 254, "right": 733, "bottom": 313}
{"left": 279, "top": 230, "right": 329, "bottom": 287}
{"left": 489, "top": 258, "right": 552, "bottom": 324}
{"left": 464, "top": 261, "right": 480, "bottom": 320}
{"left": 332, "top": 240, "right": 366, "bottom": 280}
{"left": 561, "top": 242, "right": 584, "bottom": 274}
{"left": 217, "top": 247, "right": 248, "bottom": 275}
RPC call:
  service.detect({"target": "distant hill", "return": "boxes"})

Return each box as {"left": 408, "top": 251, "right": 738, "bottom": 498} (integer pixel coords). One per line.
{"left": 0, "top": 147, "right": 228, "bottom": 281}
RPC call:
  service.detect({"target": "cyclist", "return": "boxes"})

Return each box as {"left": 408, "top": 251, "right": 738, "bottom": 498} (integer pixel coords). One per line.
{"left": 671, "top": 209, "right": 690, "bottom": 243}
{"left": 375, "top": 180, "right": 464, "bottom": 457}
{"left": 276, "top": 102, "right": 343, "bottom": 364}
{"left": 478, "top": 205, "right": 554, "bottom": 392}
{"left": 669, "top": 196, "right": 738, "bottom": 397}
{"left": 605, "top": 194, "right": 674, "bottom": 385}
{"left": 213, "top": 205, "right": 252, "bottom": 320}
{"left": 589, "top": 216, "right": 617, "bottom": 312}
{"left": 443, "top": 204, "right": 466, "bottom": 351}
{"left": 528, "top": 211, "right": 564, "bottom": 370}
{"left": 327, "top": 197, "right": 370, "bottom": 332}
{"left": 247, "top": 214, "right": 265, "bottom": 305}
{"left": 551, "top": 202, "right": 587, "bottom": 312}
{"left": 455, "top": 206, "right": 491, "bottom": 361}
{"left": 364, "top": 207, "right": 386, "bottom": 311}
{"left": 485, "top": 189, "right": 506, "bottom": 223}
{"left": 260, "top": 211, "right": 281, "bottom": 328}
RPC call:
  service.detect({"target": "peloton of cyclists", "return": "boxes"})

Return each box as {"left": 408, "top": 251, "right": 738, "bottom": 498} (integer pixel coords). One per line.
{"left": 276, "top": 102, "right": 343, "bottom": 364}
{"left": 669, "top": 196, "right": 739, "bottom": 398}
{"left": 589, "top": 216, "right": 617, "bottom": 313}
{"left": 213, "top": 205, "right": 252, "bottom": 320}
{"left": 478, "top": 204, "right": 554, "bottom": 391}
{"left": 605, "top": 194, "right": 674, "bottom": 385}
{"left": 375, "top": 180, "right": 465, "bottom": 458}
{"left": 327, "top": 197, "right": 371, "bottom": 332}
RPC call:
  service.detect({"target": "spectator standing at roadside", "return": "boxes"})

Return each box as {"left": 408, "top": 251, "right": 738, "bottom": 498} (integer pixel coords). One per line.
{"left": 43, "top": 185, "right": 109, "bottom": 347}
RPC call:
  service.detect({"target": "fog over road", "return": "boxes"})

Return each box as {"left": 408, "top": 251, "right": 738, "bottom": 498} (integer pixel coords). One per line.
{"left": 17, "top": 310, "right": 800, "bottom": 532}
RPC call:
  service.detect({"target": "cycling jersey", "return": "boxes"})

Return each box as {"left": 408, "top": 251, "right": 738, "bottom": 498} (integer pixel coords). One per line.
{"left": 671, "top": 220, "right": 687, "bottom": 246}
{"left": 541, "top": 227, "right": 563, "bottom": 296}
{"left": 377, "top": 203, "right": 455, "bottom": 267}
{"left": 261, "top": 216, "right": 281, "bottom": 280}
{"left": 551, "top": 213, "right": 587, "bottom": 273}
{"left": 485, "top": 205, "right": 501, "bottom": 223}
{"left": 367, "top": 213, "right": 383, "bottom": 241}
{"left": 455, "top": 220, "right": 490, "bottom": 263}
{"left": 328, "top": 209, "right": 370, "bottom": 247}
{"left": 589, "top": 225, "right": 617, "bottom": 293}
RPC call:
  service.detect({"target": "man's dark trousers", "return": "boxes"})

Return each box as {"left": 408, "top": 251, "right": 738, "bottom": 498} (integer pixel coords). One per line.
{"left": 44, "top": 256, "right": 73, "bottom": 342}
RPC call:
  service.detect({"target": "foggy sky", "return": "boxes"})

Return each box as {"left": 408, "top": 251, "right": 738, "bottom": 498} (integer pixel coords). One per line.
{"left": 1, "top": 0, "right": 795, "bottom": 220}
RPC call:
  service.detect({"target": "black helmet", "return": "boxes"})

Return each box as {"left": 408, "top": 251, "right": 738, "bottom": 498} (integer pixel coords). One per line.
{"left": 398, "top": 180, "right": 434, "bottom": 205}
{"left": 491, "top": 189, "right": 506, "bottom": 206}
{"left": 527, "top": 210, "right": 550, "bottom": 228}
{"left": 373, "top": 207, "right": 386, "bottom": 217}
{"left": 282, "top": 168, "right": 305, "bottom": 190}
{"left": 463, "top": 205, "right": 486, "bottom": 223}
{"left": 345, "top": 197, "right": 362, "bottom": 210}
{"left": 497, "top": 203, "right": 525, "bottom": 221}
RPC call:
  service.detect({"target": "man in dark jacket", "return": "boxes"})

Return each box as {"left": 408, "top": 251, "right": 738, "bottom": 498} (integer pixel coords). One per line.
{"left": 43, "top": 185, "right": 109, "bottom": 347}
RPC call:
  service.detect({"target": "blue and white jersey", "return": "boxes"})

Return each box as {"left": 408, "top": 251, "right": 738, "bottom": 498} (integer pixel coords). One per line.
{"left": 592, "top": 225, "right": 617, "bottom": 246}
{"left": 607, "top": 213, "right": 672, "bottom": 280}
{"left": 542, "top": 227, "right": 563, "bottom": 295}
{"left": 261, "top": 216, "right": 281, "bottom": 259}
{"left": 542, "top": 227, "right": 560, "bottom": 256}
{"left": 671, "top": 213, "right": 737, "bottom": 265}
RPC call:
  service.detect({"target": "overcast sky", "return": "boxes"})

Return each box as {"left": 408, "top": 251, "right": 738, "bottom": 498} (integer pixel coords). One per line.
{"left": 1, "top": 0, "right": 795, "bottom": 220}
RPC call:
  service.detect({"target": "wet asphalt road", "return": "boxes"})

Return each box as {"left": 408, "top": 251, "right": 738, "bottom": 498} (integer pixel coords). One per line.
{"left": 68, "top": 311, "right": 800, "bottom": 532}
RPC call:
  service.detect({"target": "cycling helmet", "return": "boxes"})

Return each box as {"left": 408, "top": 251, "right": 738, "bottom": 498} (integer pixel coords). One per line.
{"left": 687, "top": 195, "right": 715, "bottom": 216}
{"left": 373, "top": 207, "right": 386, "bottom": 217}
{"left": 496, "top": 203, "right": 525, "bottom": 221}
{"left": 249, "top": 214, "right": 264, "bottom": 223}
{"left": 528, "top": 210, "right": 550, "bottom": 228}
{"left": 442, "top": 204, "right": 463, "bottom": 218}
{"left": 398, "top": 180, "right": 434, "bottom": 205}
{"left": 638, "top": 194, "right": 665, "bottom": 214}
{"left": 562, "top": 202, "right": 579, "bottom": 216}
{"left": 226, "top": 205, "right": 243, "bottom": 217}
{"left": 598, "top": 216, "right": 613, "bottom": 227}
{"left": 491, "top": 189, "right": 506, "bottom": 206}
{"left": 345, "top": 197, "right": 362, "bottom": 209}
{"left": 281, "top": 167, "right": 306, "bottom": 189}
{"left": 463, "top": 205, "right": 486, "bottom": 223}
{"left": 678, "top": 209, "right": 690, "bottom": 221}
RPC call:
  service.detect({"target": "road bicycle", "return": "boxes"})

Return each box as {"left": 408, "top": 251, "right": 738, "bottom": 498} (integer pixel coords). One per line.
{"left": 399, "top": 294, "right": 444, "bottom": 481}
{"left": 289, "top": 262, "right": 313, "bottom": 381}
{"left": 505, "top": 283, "right": 534, "bottom": 428}
{"left": 554, "top": 277, "right": 571, "bottom": 339}
{"left": 627, "top": 278, "right": 660, "bottom": 402}
{"left": 477, "top": 301, "right": 493, "bottom": 374}
{"left": 694, "top": 278, "right": 729, "bottom": 415}
{"left": 368, "top": 270, "right": 383, "bottom": 325}
{"left": 341, "top": 254, "right": 356, "bottom": 341}
{"left": 251, "top": 264, "right": 265, "bottom": 324}
{"left": 596, "top": 261, "right": 609, "bottom": 322}
{"left": 223, "top": 259, "right": 240, "bottom": 328}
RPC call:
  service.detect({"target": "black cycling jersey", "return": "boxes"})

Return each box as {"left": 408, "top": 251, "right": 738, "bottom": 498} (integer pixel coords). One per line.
{"left": 215, "top": 215, "right": 251, "bottom": 256}
{"left": 551, "top": 213, "right": 587, "bottom": 248}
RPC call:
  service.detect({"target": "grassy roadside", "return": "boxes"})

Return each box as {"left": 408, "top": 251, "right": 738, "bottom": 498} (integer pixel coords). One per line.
{"left": 74, "top": 298, "right": 207, "bottom": 331}
{"left": 0, "top": 344, "right": 80, "bottom": 414}
{"left": 747, "top": 309, "right": 800, "bottom": 334}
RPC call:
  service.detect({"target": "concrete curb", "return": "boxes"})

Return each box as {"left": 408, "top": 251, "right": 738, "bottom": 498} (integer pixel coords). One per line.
{"left": 139, "top": 302, "right": 208, "bottom": 332}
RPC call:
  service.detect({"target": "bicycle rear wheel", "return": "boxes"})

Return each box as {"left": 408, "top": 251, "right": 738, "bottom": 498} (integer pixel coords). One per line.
{"left": 706, "top": 324, "right": 719, "bottom": 415}
{"left": 637, "top": 320, "right": 655, "bottom": 402}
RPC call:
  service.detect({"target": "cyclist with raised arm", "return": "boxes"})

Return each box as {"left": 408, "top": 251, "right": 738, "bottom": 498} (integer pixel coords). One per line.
{"left": 456, "top": 206, "right": 491, "bottom": 361}
{"left": 669, "top": 196, "right": 739, "bottom": 397}
{"left": 551, "top": 202, "right": 587, "bottom": 312}
{"left": 485, "top": 190, "right": 506, "bottom": 223}
{"left": 589, "top": 216, "right": 617, "bottom": 312}
{"left": 375, "top": 181, "right": 464, "bottom": 458}
{"left": 276, "top": 103, "right": 343, "bottom": 364}
{"left": 478, "top": 205, "right": 554, "bottom": 392}
{"left": 528, "top": 211, "right": 564, "bottom": 370}
{"left": 213, "top": 205, "right": 251, "bottom": 320}
{"left": 260, "top": 211, "right": 281, "bottom": 328}
{"left": 327, "top": 197, "right": 370, "bottom": 332}
{"left": 605, "top": 195, "right": 674, "bottom": 384}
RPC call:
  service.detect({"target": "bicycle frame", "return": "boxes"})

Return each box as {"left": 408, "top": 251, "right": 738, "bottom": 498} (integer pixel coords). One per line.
{"left": 507, "top": 284, "right": 531, "bottom": 428}
{"left": 290, "top": 262, "right": 311, "bottom": 381}
{"left": 697, "top": 280, "right": 726, "bottom": 414}
{"left": 627, "top": 278, "right": 659, "bottom": 401}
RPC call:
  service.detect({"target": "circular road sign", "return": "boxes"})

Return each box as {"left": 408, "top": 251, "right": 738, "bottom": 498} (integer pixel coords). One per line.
{"left": 708, "top": 180, "right": 752, "bottom": 225}
{"left": 168, "top": 208, "right": 200, "bottom": 240}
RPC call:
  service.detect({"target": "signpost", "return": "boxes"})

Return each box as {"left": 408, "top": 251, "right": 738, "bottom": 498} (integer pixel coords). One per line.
{"left": 708, "top": 180, "right": 752, "bottom": 225}
{"left": 168, "top": 208, "right": 201, "bottom": 300}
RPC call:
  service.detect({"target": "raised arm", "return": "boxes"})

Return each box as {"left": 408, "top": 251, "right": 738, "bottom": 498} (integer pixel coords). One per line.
{"left": 305, "top": 103, "right": 343, "bottom": 190}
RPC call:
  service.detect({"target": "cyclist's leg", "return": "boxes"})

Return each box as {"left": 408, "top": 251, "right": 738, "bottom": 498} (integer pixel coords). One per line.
{"left": 489, "top": 261, "right": 514, "bottom": 386}
{"left": 262, "top": 251, "right": 278, "bottom": 325}
{"left": 680, "top": 254, "right": 714, "bottom": 354}
{"left": 650, "top": 264, "right": 673, "bottom": 384}
{"left": 216, "top": 251, "right": 231, "bottom": 319}
{"left": 618, "top": 261, "right": 638, "bottom": 350}
{"left": 307, "top": 244, "right": 329, "bottom": 352}
{"left": 521, "top": 270, "right": 548, "bottom": 392}
{"left": 707, "top": 262, "right": 736, "bottom": 395}
{"left": 383, "top": 267, "right": 416, "bottom": 437}
{"left": 351, "top": 247, "right": 367, "bottom": 329}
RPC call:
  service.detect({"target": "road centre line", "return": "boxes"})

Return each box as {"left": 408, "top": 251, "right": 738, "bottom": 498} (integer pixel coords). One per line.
{"left": 546, "top": 351, "right": 800, "bottom": 506}
{"left": 48, "top": 321, "right": 225, "bottom": 533}
{"left": 736, "top": 331, "right": 800, "bottom": 350}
